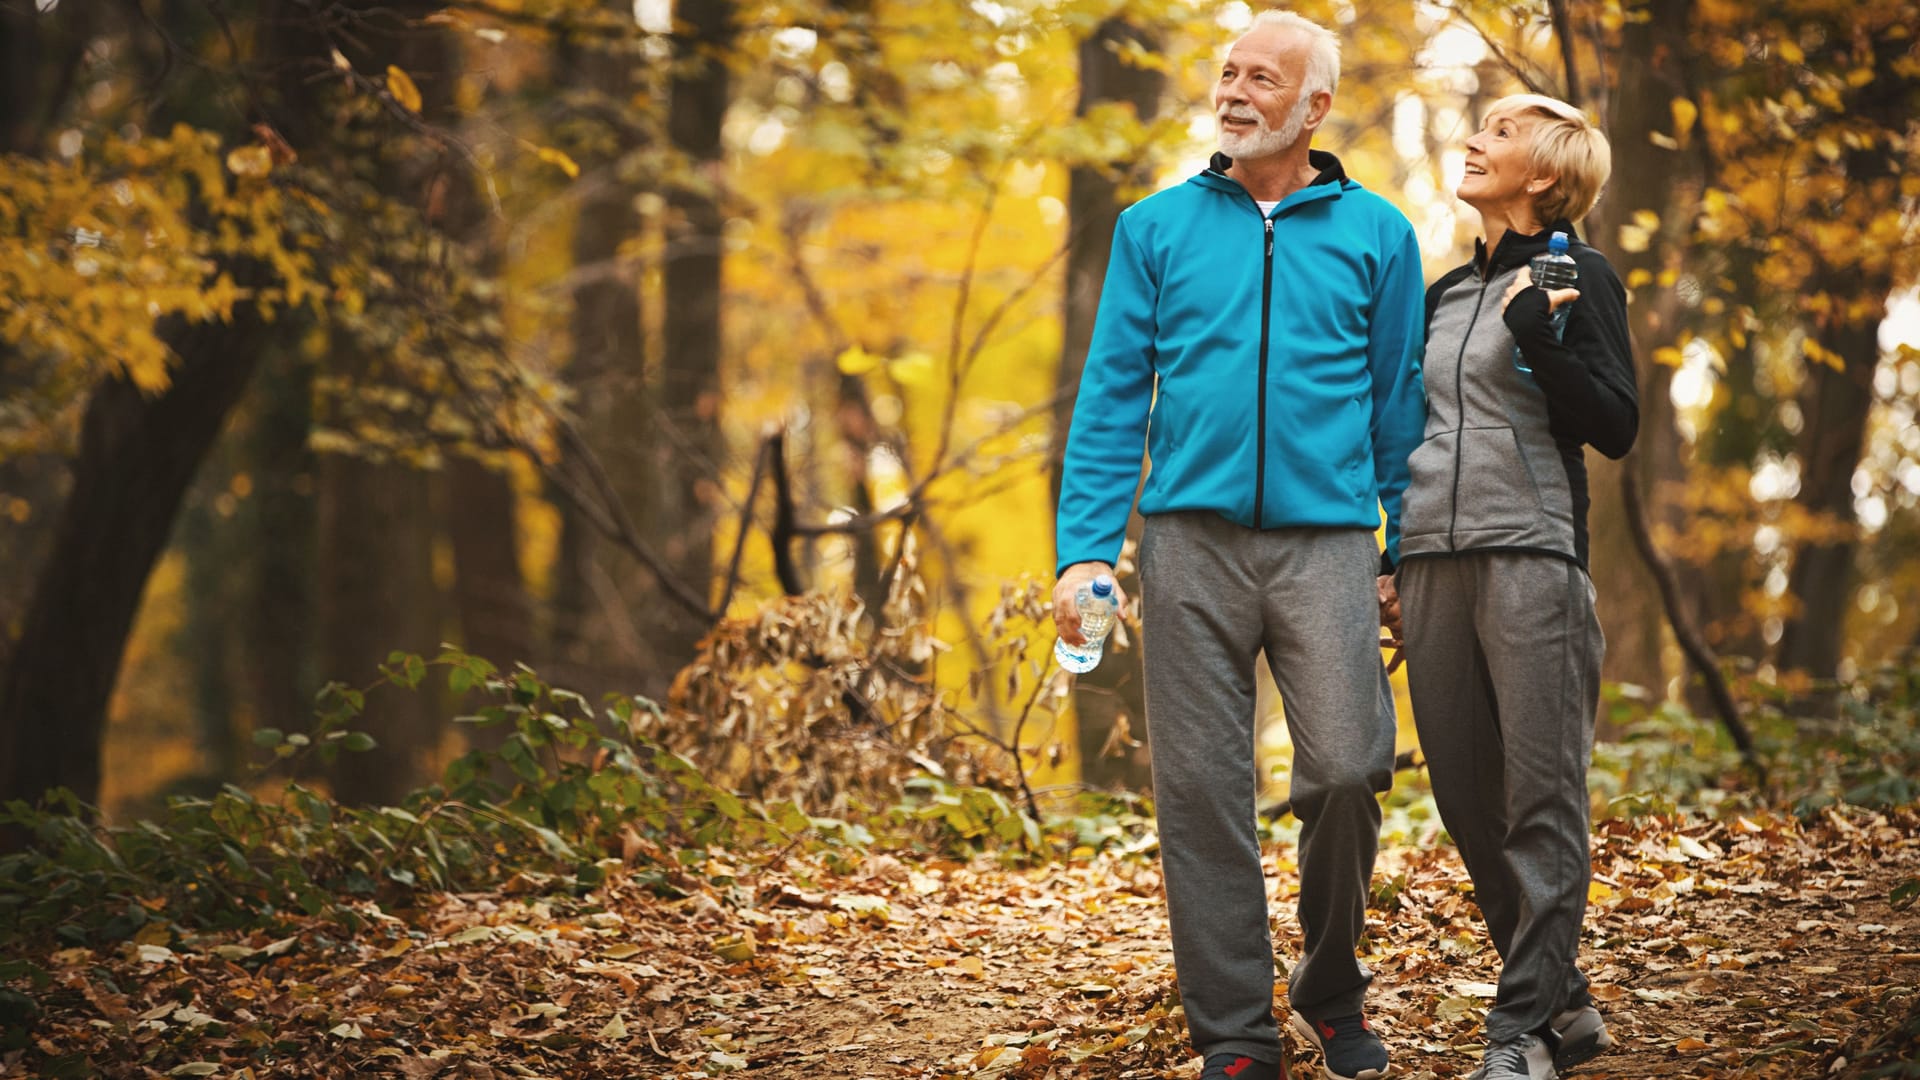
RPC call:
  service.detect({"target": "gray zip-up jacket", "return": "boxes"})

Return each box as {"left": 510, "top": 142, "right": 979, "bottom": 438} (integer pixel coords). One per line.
{"left": 1398, "top": 221, "right": 1638, "bottom": 569}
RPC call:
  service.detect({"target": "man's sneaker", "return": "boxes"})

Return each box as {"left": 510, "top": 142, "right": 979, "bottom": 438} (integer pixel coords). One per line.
{"left": 1548, "top": 1006, "right": 1614, "bottom": 1070}
{"left": 1468, "top": 1034, "right": 1556, "bottom": 1080}
{"left": 1288, "top": 1012, "right": 1389, "bottom": 1080}
{"left": 1199, "top": 1052, "right": 1285, "bottom": 1080}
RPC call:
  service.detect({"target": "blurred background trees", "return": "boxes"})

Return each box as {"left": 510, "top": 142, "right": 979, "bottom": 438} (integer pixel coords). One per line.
{"left": 1, "top": 0, "right": 1916, "bottom": 823}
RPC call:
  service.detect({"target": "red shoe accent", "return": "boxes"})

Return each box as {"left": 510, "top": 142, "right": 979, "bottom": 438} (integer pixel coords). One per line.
{"left": 1225, "top": 1057, "right": 1252, "bottom": 1078}
{"left": 1317, "top": 1020, "right": 1336, "bottom": 1040}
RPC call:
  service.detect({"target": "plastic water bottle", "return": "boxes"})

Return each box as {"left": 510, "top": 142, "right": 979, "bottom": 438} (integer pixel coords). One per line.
{"left": 1514, "top": 231, "right": 1578, "bottom": 374}
{"left": 1054, "top": 574, "right": 1118, "bottom": 674}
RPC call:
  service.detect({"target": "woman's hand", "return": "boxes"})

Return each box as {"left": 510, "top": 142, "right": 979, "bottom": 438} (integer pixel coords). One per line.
{"left": 1378, "top": 573, "right": 1406, "bottom": 673}
{"left": 1377, "top": 574, "right": 1402, "bottom": 641}
{"left": 1501, "top": 264, "right": 1581, "bottom": 314}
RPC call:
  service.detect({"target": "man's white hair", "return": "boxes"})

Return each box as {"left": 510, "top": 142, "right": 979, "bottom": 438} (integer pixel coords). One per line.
{"left": 1248, "top": 9, "right": 1341, "bottom": 98}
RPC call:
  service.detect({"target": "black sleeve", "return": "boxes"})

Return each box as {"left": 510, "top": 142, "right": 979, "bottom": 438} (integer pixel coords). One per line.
{"left": 1501, "top": 249, "right": 1639, "bottom": 459}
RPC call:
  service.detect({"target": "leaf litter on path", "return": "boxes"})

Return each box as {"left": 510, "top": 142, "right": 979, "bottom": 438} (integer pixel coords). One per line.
{"left": 5, "top": 807, "right": 1918, "bottom": 1078}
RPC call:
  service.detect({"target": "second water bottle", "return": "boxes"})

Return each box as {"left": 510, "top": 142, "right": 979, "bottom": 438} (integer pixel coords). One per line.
{"left": 1514, "top": 231, "right": 1578, "bottom": 374}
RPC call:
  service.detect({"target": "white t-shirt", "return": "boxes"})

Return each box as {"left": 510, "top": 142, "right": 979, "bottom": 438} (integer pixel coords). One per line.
{"left": 1256, "top": 200, "right": 1280, "bottom": 217}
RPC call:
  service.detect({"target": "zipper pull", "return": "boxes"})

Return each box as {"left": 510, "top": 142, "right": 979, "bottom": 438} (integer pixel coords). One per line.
{"left": 1265, "top": 218, "right": 1274, "bottom": 257}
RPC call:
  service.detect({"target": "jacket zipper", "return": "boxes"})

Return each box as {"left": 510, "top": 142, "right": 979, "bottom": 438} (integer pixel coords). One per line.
{"left": 1446, "top": 275, "right": 1492, "bottom": 551}
{"left": 1255, "top": 215, "right": 1274, "bottom": 528}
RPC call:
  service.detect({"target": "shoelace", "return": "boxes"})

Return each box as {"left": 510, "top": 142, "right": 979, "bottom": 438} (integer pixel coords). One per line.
{"left": 1482, "top": 1039, "right": 1532, "bottom": 1076}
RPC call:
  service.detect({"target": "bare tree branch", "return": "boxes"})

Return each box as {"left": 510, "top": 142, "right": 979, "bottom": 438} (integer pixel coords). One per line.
{"left": 1621, "top": 464, "right": 1767, "bottom": 782}
{"left": 716, "top": 435, "right": 771, "bottom": 615}
{"left": 1442, "top": 6, "right": 1555, "bottom": 95}
{"left": 1547, "top": 0, "right": 1582, "bottom": 104}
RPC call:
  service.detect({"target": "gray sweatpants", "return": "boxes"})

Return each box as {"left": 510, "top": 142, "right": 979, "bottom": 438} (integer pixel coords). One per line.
{"left": 1398, "top": 553, "right": 1602, "bottom": 1043}
{"left": 1140, "top": 512, "right": 1398, "bottom": 1063}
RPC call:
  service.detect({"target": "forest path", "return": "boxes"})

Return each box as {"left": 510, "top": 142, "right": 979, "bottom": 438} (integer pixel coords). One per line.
{"left": 11, "top": 808, "right": 1919, "bottom": 1078}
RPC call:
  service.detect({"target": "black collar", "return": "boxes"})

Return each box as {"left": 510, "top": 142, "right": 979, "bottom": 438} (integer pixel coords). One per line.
{"left": 1208, "top": 148, "right": 1348, "bottom": 189}
{"left": 1477, "top": 219, "right": 1581, "bottom": 276}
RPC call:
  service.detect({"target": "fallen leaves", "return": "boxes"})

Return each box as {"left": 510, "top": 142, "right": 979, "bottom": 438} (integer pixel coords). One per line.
{"left": 3, "top": 808, "right": 1917, "bottom": 1078}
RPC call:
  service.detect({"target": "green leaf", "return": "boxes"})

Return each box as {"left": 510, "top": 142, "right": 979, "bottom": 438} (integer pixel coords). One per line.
{"left": 1892, "top": 877, "right": 1920, "bottom": 911}
{"left": 252, "top": 728, "right": 284, "bottom": 748}
{"left": 342, "top": 733, "right": 377, "bottom": 753}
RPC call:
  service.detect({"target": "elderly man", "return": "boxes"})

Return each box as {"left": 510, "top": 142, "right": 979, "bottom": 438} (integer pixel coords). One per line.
{"left": 1051, "top": 10, "right": 1423, "bottom": 1080}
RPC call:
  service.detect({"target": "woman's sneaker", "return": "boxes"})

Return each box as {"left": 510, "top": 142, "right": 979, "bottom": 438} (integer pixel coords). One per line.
{"left": 1548, "top": 1006, "right": 1614, "bottom": 1070}
{"left": 1288, "top": 1012, "right": 1390, "bottom": 1080}
{"left": 1469, "top": 1034, "right": 1555, "bottom": 1080}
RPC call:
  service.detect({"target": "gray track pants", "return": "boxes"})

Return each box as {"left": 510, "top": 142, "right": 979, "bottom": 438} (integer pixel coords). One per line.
{"left": 1398, "top": 553, "right": 1602, "bottom": 1043}
{"left": 1140, "top": 513, "right": 1397, "bottom": 1062}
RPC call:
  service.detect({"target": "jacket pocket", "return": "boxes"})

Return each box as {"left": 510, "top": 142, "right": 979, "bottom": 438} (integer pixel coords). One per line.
{"left": 1458, "top": 425, "right": 1544, "bottom": 528}
{"left": 1401, "top": 432, "right": 1455, "bottom": 541}
{"left": 1344, "top": 395, "right": 1369, "bottom": 499}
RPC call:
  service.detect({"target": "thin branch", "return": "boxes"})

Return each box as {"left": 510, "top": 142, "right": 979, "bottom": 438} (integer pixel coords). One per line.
{"left": 790, "top": 387, "right": 1073, "bottom": 538}
{"left": 767, "top": 430, "right": 806, "bottom": 596}
{"left": 1004, "top": 660, "right": 1056, "bottom": 824}
{"left": 933, "top": 178, "right": 1003, "bottom": 473}
{"left": 1547, "top": 0, "right": 1582, "bottom": 104}
{"left": 547, "top": 409, "right": 717, "bottom": 620}
{"left": 716, "top": 436, "right": 771, "bottom": 615}
{"left": 1443, "top": 6, "right": 1554, "bottom": 96}
{"left": 1620, "top": 463, "right": 1767, "bottom": 782}
{"left": 960, "top": 235, "right": 1073, "bottom": 382}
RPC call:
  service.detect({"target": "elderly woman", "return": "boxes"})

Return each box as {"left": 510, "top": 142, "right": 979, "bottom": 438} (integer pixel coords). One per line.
{"left": 1385, "top": 95, "right": 1637, "bottom": 1080}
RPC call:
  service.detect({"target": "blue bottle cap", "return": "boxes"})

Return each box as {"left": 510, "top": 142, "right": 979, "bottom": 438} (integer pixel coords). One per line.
{"left": 1091, "top": 575, "right": 1115, "bottom": 597}
{"left": 1549, "top": 231, "right": 1569, "bottom": 253}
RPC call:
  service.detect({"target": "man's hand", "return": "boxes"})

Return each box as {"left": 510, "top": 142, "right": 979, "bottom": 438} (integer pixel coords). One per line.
{"left": 1053, "top": 561, "right": 1127, "bottom": 646}
{"left": 1377, "top": 572, "right": 1402, "bottom": 639}
{"left": 1501, "top": 264, "right": 1580, "bottom": 315}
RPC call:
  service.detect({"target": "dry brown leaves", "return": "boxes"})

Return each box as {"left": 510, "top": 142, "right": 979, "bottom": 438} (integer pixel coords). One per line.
{"left": 6, "top": 807, "right": 1917, "bottom": 1079}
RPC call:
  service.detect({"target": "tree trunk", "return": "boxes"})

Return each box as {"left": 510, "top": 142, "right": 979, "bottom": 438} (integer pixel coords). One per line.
{"left": 433, "top": 35, "right": 531, "bottom": 679}
{"left": 1686, "top": 245, "right": 1770, "bottom": 665}
{"left": 314, "top": 18, "right": 461, "bottom": 804}
{"left": 1774, "top": 334, "right": 1875, "bottom": 681}
{"left": 1774, "top": 32, "right": 1913, "bottom": 683}
{"left": 0, "top": 342, "right": 262, "bottom": 819}
{"left": 0, "top": 0, "right": 91, "bottom": 684}
{"left": 651, "top": 0, "right": 735, "bottom": 677}
{"left": 1051, "top": 18, "right": 1164, "bottom": 791}
{"left": 0, "top": 1, "right": 321, "bottom": 828}
{"left": 242, "top": 359, "right": 318, "bottom": 744}
{"left": 447, "top": 458, "right": 531, "bottom": 670}
{"left": 549, "top": 13, "right": 650, "bottom": 697}
{"left": 1584, "top": 0, "right": 1698, "bottom": 700}
{"left": 315, "top": 449, "right": 443, "bottom": 804}
{"left": 179, "top": 472, "right": 242, "bottom": 785}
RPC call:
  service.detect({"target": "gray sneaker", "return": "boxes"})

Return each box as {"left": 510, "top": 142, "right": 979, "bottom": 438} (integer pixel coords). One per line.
{"left": 1468, "top": 1034, "right": 1555, "bottom": 1080}
{"left": 1548, "top": 1006, "right": 1614, "bottom": 1070}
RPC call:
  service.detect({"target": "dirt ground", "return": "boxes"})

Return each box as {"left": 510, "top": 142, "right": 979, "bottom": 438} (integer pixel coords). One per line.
{"left": 9, "top": 807, "right": 1919, "bottom": 1079}
{"left": 615, "top": 807, "right": 1920, "bottom": 1079}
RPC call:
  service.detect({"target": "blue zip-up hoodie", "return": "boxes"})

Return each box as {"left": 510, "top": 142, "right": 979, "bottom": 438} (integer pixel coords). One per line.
{"left": 1056, "top": 150, "right": 1427, "bottom": 575}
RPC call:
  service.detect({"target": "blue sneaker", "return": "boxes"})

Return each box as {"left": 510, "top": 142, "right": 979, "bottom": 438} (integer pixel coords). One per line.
{"left": 1289, "top": 1012, "right": 1389, "bottom": 1080}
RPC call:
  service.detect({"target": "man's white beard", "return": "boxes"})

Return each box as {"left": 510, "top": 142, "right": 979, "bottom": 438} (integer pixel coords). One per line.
{"left": 1218, "top": 95, "right": 1311, "bottom": 160}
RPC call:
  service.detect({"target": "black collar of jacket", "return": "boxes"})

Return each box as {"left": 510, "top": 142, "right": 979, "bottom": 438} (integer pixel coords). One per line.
{"left": 1207, "top": 148, "right": 1348, "bottom": 187}
{"left": 1477, "top": 218, "right": 1580, "bottom": 276}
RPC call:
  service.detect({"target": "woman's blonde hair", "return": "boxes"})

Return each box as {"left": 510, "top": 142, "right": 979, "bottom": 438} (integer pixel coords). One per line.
{"left": 1486, "top": 93, "right": 1612, "bottom": 223}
